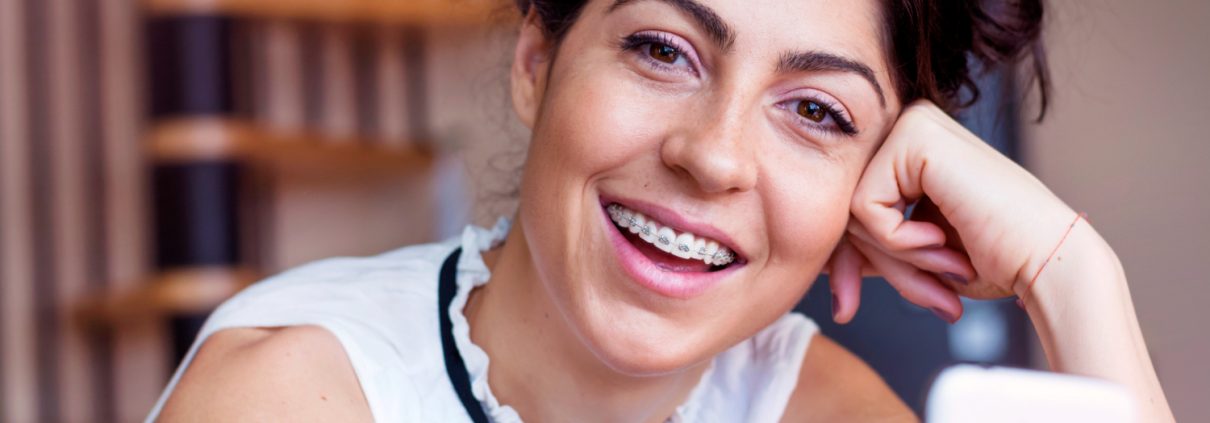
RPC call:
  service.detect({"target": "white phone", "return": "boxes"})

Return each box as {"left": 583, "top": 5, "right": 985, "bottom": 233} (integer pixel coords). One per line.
{"left": 925, "top": 365, "right": 1138, "bottom": 423}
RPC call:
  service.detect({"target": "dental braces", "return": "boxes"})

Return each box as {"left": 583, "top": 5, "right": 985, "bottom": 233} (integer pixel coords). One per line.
{"left": 607, "top": 204, "right": 735, "bottom": 266}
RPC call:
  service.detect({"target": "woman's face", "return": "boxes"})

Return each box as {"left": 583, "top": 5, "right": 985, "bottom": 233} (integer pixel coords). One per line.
{"left": 514, "top": 0, "right": 901, "bottom": 375}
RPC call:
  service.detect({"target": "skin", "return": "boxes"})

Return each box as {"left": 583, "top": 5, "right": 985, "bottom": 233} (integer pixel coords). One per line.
{"left": 158, "top": 0, "right": 1176, "bottom": 421}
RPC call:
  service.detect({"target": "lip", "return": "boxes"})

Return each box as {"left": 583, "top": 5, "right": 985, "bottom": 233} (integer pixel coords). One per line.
{"left": 598, "top": 195, "right": 746, "bottom": 300}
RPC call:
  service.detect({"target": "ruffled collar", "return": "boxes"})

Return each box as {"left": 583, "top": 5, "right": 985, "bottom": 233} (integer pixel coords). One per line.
{"left": 446, "top": 219, "right": 714, "bottom": 422}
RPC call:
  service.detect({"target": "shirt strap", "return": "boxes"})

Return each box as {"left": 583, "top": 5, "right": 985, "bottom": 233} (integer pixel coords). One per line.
{"left": 438, "top": 247, "right": 490, "bottom": 423}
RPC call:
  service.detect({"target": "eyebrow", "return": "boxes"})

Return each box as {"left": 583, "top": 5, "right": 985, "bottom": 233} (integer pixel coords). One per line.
{"left": 610, "top": 0, "right": 886, "bottom": 108}
{"left": 609, "top": 0, "right": 736, "bottom": 51}
{"left": 778, "top": 51, "right": 887, "bottom": 107}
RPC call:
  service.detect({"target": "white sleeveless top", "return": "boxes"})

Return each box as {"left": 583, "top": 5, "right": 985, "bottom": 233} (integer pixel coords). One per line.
{"left": 146, "top": 220, "right": 819, "bottom": 422}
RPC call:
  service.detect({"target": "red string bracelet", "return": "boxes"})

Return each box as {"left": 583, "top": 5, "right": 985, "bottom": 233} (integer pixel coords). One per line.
{"left": 1019, "top": 212, "right": 1087, "bottom": 303}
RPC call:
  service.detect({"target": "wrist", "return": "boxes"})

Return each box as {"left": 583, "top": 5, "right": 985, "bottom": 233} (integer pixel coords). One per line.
{"left": 1014, "top": 210, "right": 1087, "bottom": 298}
{"left": 1014, "top": 217, "right": 1126, "bottom": 311}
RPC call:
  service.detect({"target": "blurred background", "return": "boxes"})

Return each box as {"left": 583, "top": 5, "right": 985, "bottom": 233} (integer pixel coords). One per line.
{"left": 0, "top": 0, "right": 1205, "bottom": 422}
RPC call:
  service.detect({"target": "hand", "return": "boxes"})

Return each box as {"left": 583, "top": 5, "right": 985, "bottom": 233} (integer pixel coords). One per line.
{"left": 824, "top": 102, "right": 1175, "bottom": 422}
{"left": 828, "top": 100, "right": 1079, "bottom": 324}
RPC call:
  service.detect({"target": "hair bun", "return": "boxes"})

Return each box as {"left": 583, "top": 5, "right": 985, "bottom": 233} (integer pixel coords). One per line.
{"left": 969, "top": 0, "right": 1045, "bottom": 63}
{"left": 891, "top": 0, "right": 1050, "bottom": 117}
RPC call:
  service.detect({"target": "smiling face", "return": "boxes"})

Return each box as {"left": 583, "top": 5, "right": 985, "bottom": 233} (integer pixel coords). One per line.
{"left": 512, "top": 0, "right": 902, "bottom": 375}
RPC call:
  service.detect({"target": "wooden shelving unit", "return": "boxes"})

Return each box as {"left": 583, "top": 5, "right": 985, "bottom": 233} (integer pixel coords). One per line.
{"left": 143, "top": 0, "right": 503, "bottom": 26}
{"left": 117, "top": 0, "right": 491, "bottom": 361}
{"left": 147, "top": 118, "right": 435, "bottom": 174}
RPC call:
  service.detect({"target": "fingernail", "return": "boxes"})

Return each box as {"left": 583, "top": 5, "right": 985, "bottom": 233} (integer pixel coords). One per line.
{"left": 930, "top": 307, "right": 957, "bottom": 324}
{"left": 940, "top": 272, "right": 968, "bottom": 286}
{"left": 1015, "top": 298, "right": 1026, "bottom": 310}
{"left": 831, "top": 294, "right": 839, "bottom": 319}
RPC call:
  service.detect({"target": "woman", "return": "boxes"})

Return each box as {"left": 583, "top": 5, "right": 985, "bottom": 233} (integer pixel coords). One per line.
{"left": 151, "top": 0, "right": 1175, "bottom": 421}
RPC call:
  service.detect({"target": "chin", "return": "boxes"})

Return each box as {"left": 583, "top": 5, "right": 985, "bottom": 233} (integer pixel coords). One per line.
{"left": 573, "top": 305, "right": 717, "bottom": 377}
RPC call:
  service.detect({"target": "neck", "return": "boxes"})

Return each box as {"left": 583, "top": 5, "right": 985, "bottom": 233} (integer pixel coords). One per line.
{"left": 465, "top": 222, "right": 706, "bottom": 423}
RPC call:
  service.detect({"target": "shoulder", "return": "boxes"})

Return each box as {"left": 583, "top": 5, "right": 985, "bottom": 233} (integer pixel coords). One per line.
{"left": 155, "top": 241, "right": 465, "bottom": 421}
{"left": 212, "top": 241, "right": 456, "bottom": 328}
{"left": 157, "top": 326, "right": 372, "bottom": 422}
{"left": 781, "top": 335, "right": 917, "bottom": 422}
{"left": 257, "top": 240, "right": 454, "bottom": 293}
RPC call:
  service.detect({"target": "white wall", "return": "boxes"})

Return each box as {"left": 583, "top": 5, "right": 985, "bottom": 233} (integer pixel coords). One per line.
{"left": 1023, "top": 1, "right": 1210, "bottom": 420}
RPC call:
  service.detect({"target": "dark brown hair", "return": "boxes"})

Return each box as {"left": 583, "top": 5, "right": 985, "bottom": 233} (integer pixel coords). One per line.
{"left": 513, "top": 0, "right": 1050, "bottom": 118}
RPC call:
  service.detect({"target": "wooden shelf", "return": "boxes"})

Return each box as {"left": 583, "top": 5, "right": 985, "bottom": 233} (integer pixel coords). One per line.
{"left": 246, "top": 131, "right": 436, "bottom": 175}
{"left": 75, "top": 267, "right": 259, "bottom": 327}
{"left": 143, "top": 0, "right": 505, "bottom": 26}
{"left": 148, "top": 118, "right": 436, "bottom": 175}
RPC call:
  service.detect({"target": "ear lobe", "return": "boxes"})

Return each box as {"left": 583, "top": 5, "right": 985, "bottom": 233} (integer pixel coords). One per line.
{"left": 510, "top": 10, "right": 554, "bottom": 130}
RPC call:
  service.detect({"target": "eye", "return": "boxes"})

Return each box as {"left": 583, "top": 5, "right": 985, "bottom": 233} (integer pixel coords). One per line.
{"left": 797, "top": 100, "right": 827, "bottom": 123}
{"left": 778, "top": 95, "right": 859, "bottom": 136}
{"left": 648, "top": 43, "right": 681, "bottom": 64}
{"left": 618, "top": 31, "right": 699, "bottom": 76}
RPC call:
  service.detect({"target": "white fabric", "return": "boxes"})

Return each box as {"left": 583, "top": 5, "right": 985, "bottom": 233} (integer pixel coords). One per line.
{"left": 146, "top": 220, "right": 819, "bottom": 422}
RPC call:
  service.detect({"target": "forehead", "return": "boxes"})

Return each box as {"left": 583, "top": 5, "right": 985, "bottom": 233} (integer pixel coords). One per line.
{"left": 596, "top": 0, "right": 888, "bottom": 69}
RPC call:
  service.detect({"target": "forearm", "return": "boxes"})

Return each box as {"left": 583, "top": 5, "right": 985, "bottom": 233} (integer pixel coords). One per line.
{"left": 1015, "top": 219, "right": 1174, "bottom": 422}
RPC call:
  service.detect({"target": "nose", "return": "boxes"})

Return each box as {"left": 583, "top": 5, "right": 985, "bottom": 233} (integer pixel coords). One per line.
{"left": 659, "top": 99, "right": 758, "bottom": 194}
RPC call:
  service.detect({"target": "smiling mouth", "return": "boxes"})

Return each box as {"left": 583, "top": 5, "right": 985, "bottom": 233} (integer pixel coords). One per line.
{"left": 605, "top": 203, "right": 744, "bottom": 273}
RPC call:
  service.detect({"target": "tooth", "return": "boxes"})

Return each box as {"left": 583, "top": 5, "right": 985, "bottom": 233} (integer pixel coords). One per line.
{"left": 655, "top": 227, "right": 676, "bottom": 252}
{"left": 640, "top": 219, "right": 658, "bottom": 243}
{"left": 673, "top": 233, "right": 695, "bottom": 259}
{"left": 612, "top": 205, "right": 626, "bottom": 223}
{"left": 617, "top": 209, "right": 632, "bottom": 228}
{"left": 691, "top": 239, "right": 706, "bottom": 260}
{"left": 702, "top": 240, "right": 719, "bottom": 262}
{"left": 608, "top": 205, "right": 736, "bottom": 266}
{"left": 712, "top": 248, "right": 734, "bottom": 266}
{"left": 630, "top": 214, "right": 646, "bottom": 234}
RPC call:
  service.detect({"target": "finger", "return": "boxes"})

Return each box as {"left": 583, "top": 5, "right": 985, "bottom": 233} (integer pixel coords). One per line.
{"left": 907, "top": 196, "right": 967, "bottom": 252}
{"left": 827, "top": 237, "right": 865, "bottom": 325}
{"left": 849, "top": 235, "right": 964, "bottom": 323}
{"left": 820, "top": 262, "right": 881, "bottom": 278}
{"left": 847, "top": 220, "right": 976, "bottom": 284}
{"left": 851, "top": 138, "right": 946, "bottom": 251}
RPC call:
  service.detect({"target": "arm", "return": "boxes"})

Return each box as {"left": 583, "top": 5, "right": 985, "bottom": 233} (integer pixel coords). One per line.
{"left": 157, "top": 326, "right": 372, "bottom": 422}
{"left": 1016, "top": 220, "right": 1174, "bottom": 421}
{"left": 831, "top": 100, "right": 1175, "bottom": 422}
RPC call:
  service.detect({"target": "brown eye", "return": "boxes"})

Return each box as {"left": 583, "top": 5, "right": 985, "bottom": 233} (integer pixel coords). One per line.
{"left": 648, "top": 43, "right": 680, "bottom": 64}
{"left": 797, "top": 100, "right": 827, "bottom": 122}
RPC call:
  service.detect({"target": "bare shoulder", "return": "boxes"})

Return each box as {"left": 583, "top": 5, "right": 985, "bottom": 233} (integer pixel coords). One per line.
{"left": 780, "top": 335, "right": 917, "bottom": 423}
{"left": 157, "top": 325, "right": 372, "bottom": 422}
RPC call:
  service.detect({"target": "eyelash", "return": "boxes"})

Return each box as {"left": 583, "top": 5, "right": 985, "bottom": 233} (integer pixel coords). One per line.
{"left": 618, "top": 32, "right": 859, "bottom": 137}
{"left": 618, "top": 32, "right": 699, "bottom": 76}
{"left": 781, "top": 96, "right": 860, "bottom": 137}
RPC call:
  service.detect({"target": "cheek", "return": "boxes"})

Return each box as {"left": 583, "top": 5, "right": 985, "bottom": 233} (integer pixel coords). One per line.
{"left": 761, "top": 151, "right": 861, "bottom": 274}
{"left": 519, "top": 70, "right": 668, "bottom": 256}
{"left": 528, "top": 69, "right": 683, "bottom": 176}
{"left": 517, "top": 62, "right": 683, "bottom": 289}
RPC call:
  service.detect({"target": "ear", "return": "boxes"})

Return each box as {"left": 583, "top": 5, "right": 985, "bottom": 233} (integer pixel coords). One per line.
{"left": 510, "top": 9, "right": 554, "bottom": 130}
